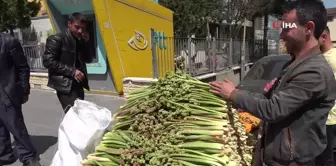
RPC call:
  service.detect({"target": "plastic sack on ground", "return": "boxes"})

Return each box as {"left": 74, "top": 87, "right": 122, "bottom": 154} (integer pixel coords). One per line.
{"left": 50, "top": 99, "right": 112, "bottom": 166}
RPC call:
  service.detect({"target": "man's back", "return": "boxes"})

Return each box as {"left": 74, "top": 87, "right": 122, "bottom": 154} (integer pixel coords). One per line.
{"left": 0, "top": 33, "right": 30, "bottom": 107}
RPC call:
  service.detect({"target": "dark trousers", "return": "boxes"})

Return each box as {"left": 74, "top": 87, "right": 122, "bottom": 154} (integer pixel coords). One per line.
{"left": 315, "top": 125, "right": 336, "bottom": 166}
{"left": 56, "top": 83, "right": 84, "bottom": 113}
{"left": 0, "top": 101, "right": 37, "bottom": 165}
{"left": 252, "top": 127, "right": 315, "bottom": 166}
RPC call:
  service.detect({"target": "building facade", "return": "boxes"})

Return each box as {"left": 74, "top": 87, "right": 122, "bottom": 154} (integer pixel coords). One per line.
{"left": 327, "top": 8, "right": 336, "bottom": 47}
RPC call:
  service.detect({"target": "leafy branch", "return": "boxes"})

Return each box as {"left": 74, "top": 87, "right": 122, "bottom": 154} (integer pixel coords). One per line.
{"left": 0, "top": 0, "right": 41, "bottom": 36}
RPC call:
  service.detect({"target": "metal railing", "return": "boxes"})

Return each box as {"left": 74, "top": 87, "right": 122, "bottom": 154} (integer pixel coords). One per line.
{"left": 23, "top": 38, "right": 279, "bottom": 76}
{"left": 170, "top": 37, "right": 278, "bottom": 76}
{"left": 23, "top": 44, "right": 46, "bottom": 72}
{"left": 152, "top": 37, "right": 175, "bottom": 78}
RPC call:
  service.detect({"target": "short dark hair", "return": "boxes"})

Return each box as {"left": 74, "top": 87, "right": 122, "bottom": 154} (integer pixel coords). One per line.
{"left": 325, "top": 25, "right": 330, "bottom": 33}
{"left": 68, "top": 12, "right": 87, "bottom": 24}
{"left": 284, "top": 0, "right": 327, "bottom": 39}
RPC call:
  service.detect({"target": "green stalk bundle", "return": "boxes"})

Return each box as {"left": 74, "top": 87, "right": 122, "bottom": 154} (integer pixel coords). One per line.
{"left": 82, "top": 71, "right": 254, "bottom": 166}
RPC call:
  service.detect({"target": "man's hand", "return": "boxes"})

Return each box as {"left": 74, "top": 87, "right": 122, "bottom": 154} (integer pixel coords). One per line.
{"left": 22, "top": 95, "right": 29, "bottom": 104}
{"left": 74, "top": 69, "right": 84, "bottom": 82}
{"left": 264, "top": 78, "right": 277, "bottom": 92}
{"left": 209, "top": 79, "right": 236, "bottom": 100}
{"left": 82, "top": 32, "right": 89, "bottom": 42}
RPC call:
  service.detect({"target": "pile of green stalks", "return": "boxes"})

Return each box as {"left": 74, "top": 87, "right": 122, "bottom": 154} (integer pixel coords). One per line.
{"left": 82, "top": 71, "right": 254, "bottom": 166}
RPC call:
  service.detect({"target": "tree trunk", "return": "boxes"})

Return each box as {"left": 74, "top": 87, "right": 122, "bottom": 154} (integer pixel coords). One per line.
{"left": 206, "top": 21, "right": 211, "bottom": 38}
{"left": 10, "top": 29, "right": 14, "bottom": 37}
{"left": 263, "top": 15, "right": 268, "bottom": 57}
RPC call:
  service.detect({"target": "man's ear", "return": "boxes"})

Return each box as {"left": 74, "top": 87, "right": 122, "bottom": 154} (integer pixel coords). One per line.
{"left": 321, "top": 33, "right": 328, "bottom": 42}
{"left": 68, "top": 21, "right": 71, "bottom": 27}
{"left": 305, "top": 21, "right": 315, "bottom": 35}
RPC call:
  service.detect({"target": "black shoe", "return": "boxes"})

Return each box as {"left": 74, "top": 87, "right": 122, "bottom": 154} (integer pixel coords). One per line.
{"left": 0, "top": 153, "right": 18, "bottom": 165}
{"left": 1, "top": 158, "right": 17, "bottom": 165}
{"left": 22, "top": 160, "right": 41, "bottom": 166}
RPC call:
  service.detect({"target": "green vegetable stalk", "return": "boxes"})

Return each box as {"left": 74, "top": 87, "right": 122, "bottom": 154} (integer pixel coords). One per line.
{"left": 82, "top": 71, "right": 253, "bottom": 166}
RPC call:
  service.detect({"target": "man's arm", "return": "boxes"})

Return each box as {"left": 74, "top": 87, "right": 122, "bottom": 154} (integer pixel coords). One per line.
{"left": 232, "top": 69, "right": 327, "bottom": 123}
{"left": 235, "top": 77, "right": 277, "bottom": 101}
{"left": 10, "top": 38, "right": 30, "bottom": 95}
{"left": 232, "top": 91, "right": 267, "bottom": 109}
{"left": 246, "top": 91, "right": 267, "bottom": 99}
{"left": 43, "top": 35, "right": 75, "bottom": 77}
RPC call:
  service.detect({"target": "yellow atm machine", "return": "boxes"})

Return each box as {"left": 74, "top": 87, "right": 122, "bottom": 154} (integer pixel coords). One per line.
{"left": 42, "top": 0, "right": 174, "bottom": 95}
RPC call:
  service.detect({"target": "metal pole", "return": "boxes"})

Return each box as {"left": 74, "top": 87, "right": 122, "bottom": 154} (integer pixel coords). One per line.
{"left": 229, "top": 38, "right": 233, "bottom": 68}
{"left": 228, "top": 0, "right": 231, "bottom": 39}
{"left": 212, "top": 38, "right": 216, "bottom": 72}
{"left": 240, "top": 18, "right": 247, "bottom": 80}
{"left": 187, "top": 37, "right": 193, "bottom": 75}
{"left": 151, "top": 29, "right": 158, "bottom": 78}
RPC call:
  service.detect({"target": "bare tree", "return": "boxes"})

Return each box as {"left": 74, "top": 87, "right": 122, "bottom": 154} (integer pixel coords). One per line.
{"left": 160, "top": 0, "right": 224, "bottom": 37}
{"left": 221, "top": 0, "right": 268, "bottom": 38}
{"left": 160, "top": 0, "right": 269, "bottom": 38}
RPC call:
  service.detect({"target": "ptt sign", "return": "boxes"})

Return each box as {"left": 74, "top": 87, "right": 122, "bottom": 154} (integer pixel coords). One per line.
{"left": 151, "top": 29, "right": 167, "bottom": 50}
{"left": 127, "top": 29, "right": 167, "bottom": 51}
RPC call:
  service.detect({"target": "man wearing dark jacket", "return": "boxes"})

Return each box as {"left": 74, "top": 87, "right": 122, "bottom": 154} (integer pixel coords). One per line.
{"left": 0, "top": 33, "right": 40, "bottom": 166}
{"left": 43, "top": 12, "right": 93, "bottom": 113}
{"left": 210, "top": 0, "right": 336, "bottom": 165}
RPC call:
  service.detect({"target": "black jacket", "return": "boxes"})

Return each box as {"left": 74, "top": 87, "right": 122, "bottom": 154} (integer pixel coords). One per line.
{"left": 0, "top": 33, "right": 30, "bottom": 108}
{"left": 234, "top": 48, "right": 336, "bottom": 165}
{"left": 43, "top": 30, "right": 93, "bottom": 93}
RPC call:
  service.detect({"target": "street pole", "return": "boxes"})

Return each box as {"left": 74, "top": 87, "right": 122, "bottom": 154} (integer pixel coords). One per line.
{"left": 240, "top": 18, "right": 247, "bottom": 80}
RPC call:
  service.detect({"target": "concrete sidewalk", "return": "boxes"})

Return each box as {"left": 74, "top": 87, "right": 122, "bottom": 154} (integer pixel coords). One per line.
{"left": 10, "top": 89, "right": 125, "bottom": 166}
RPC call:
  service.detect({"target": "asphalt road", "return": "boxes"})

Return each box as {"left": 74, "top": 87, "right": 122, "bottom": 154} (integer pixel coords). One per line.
{"left": 9, "top": 89, "right": 125, "bottom": 166}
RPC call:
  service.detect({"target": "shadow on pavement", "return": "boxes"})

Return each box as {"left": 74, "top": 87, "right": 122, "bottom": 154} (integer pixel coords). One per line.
{"left": 30, "top": 135, "right": 58, "bottom": 155}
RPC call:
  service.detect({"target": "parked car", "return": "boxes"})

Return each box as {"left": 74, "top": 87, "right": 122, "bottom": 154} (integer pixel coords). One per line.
{"left": 237, "top": 54, "right": 292, "bottom": 133}
{"left": 237, "top": 54, "right": 292, "bottom": 93}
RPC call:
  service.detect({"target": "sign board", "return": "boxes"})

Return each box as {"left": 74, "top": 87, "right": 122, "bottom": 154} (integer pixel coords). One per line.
{"left": 127, "top": 29, "right": 167, "bottom": 51}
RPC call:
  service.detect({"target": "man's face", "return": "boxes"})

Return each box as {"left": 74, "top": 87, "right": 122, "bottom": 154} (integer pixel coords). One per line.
{"left": 280, "top": 9, "right": 306, "bottom": 55}
{"left": 68, "top": 20, "right": 86, "bottom": 39}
